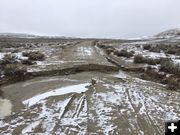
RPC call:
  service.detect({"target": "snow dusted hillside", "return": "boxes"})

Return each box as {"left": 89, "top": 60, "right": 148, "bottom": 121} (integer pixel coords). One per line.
{"left": 155, "top": 28, "right": 180, "bottom": 38}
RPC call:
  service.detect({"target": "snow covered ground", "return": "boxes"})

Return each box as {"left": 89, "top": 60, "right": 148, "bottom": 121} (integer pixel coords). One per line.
{"left": 0, "top": 52, "right": 28, "bottom": 60}
{"left": 23, "top": 83, "right": 90, "bottom": 107}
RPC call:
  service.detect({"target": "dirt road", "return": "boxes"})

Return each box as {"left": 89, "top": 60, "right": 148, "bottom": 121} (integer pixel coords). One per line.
{"left": 0, "top": 41, "right": 180, "bottom": 135}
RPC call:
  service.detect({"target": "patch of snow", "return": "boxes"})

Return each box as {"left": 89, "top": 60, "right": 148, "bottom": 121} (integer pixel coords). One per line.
{"left": 142, "top": 52, "right": 166, "bottom": 59}
{"left": 95, "top": 45, "right": 105, "bottom": 56}
{"left": 14, "top": 52, "right": 28, "bottom": 60}
{"left": 173, "top": 59, "right": 180, "bottom": 65}
{"left": 58, "top": 97, "right": 73, "bottom": 119}
{"left": 133, "top": 48, "right": 179, "bottom": 61}
{"left": 27, "top": 68, "right": 42, "bottom": 72}
{"left": 0, "top": 52, "right": 28, "bottom": 61}
{"left": 113, "top": 71, "right": 129, "bottom": 79}
{"left": 78, "top": 46, "right": 93, "bottom": 57}
{"left": 23, "top": 83, "right": 90, "bottom": 107}
{"left": 36, "top": 61, "right": 65, "bottom": 66}
{"left": 92, "top": 92, "right": 117, "bottom": 134}
{"left": 0, "top": 52, "right": 9, "bottom": 60}
{"left": 84, "top": 48, "right": 92, "bottom": 56}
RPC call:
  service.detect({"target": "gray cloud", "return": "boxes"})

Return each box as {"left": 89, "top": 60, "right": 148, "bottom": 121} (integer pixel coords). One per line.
{"left": 0, "top": 0, "right": 180, "bottom": 38}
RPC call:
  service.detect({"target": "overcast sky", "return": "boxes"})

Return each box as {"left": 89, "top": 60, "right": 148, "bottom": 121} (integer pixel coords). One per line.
{"left": 0, "top": 0, "right": 180, "bottom": 38}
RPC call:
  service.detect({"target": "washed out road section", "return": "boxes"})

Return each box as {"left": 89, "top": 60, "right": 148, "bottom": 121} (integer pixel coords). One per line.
{"left": 27, "top": 41, "right": 117, "bottom": 73}
{"left": 0, "top": 71, "right": 180, "bottom": 135}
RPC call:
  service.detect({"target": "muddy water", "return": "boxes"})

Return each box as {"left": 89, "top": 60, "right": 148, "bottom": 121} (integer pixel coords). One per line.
{"left": 0, "top": 98, "right": 12, "bottom": 119}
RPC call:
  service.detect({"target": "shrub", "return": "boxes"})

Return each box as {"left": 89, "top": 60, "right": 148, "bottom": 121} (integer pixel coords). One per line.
{"left": 140, "top": 69, "right": 165, "bottom": 83}
{"left": 130, "top": 50, "right": 135, "bottom": 54}
{"left": 147, "top": 44, "right": 180, "bottom": 55}
{"left": 176, "top": 49, "right": 180, "bottom": 55}
{"left": 21, "top": 59, "right": 34, "bottom": 65}
{"left": 134, "top": 54, "right": 144, "bottom": 63}
{"left": 114, "top": 49, "right": 134, "bottom": 58}
{"left": 160, "top": 60, "right": 180, "bottom": 74}
{"left": 143, "top": 44, "right": 151, "bottom": 50}
{"left": 0, "top": 54, "right": 18, "bottom": 65}
{"left": 22, "top": 52, "right": 29, "bottom": 57}
{"left": 149, "top": 46, "right": 161, "bottom": 53}
{"left": 22, "top": 51, "right": 45, "bottom": 61}
{"left": 2, "top": 64, "right": 27, "bottom": 77}
{"left": 145, "top": 58, "right": 161, "bottom": 65}
{"left": 166, "top": 49, "right": 176, "bottom": 54}
{"left": 167, "top": 78, "right": 179, "bottom": 90}
{"left": 106, "top": 48, "right": 115, "bottom": 54}
{"left": 134, "top": 54, "right": 161, "bottom": 65}
{"left": 97, "top": 44, "right": 107, "bottom": 48}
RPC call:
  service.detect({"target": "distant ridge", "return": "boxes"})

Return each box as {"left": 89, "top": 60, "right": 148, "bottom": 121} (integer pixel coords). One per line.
{"left": 155, "top": 28, "right": 180, "bottom": 38}
{"left": 0, "top": 33, "right": 76, "bottom": 39}
{"left": 0, "top": 33, "right": 40, "bottom": 38}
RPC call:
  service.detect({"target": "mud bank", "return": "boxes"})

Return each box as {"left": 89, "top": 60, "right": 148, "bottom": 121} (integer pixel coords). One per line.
{"left": 0, "top": 63, "right": 118, "bottom": 88}
{"left": 30, "top": 63, "right": 119, "bottom": 77}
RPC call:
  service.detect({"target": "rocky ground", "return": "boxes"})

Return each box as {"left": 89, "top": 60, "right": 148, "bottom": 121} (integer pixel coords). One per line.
{"left": 0, "top": 30, "right": 180, "bottom": 135}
